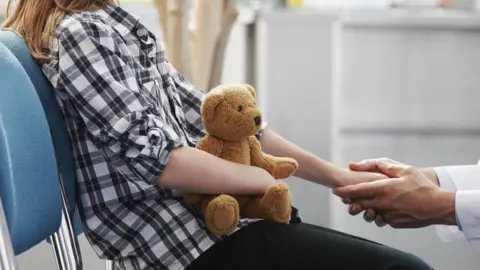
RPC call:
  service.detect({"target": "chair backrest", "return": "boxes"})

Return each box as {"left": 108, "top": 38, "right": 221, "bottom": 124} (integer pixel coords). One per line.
{"left": 0, "top": 42, "right": 62, "bottom": 255}
{"left": 0, "top": 31, "right": 78, "bottom": 221}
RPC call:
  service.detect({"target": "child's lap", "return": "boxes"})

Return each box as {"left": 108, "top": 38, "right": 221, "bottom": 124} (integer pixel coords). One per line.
{"left": 186, "top": 220, "right": 433, "bottom": 270}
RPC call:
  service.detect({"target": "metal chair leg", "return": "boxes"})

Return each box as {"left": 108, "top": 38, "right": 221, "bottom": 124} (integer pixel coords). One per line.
{"left": 51, "top": 232, "right": 67, "bottom": 270}
{"left": 51, "top": 173, "right": 82, "bottom": 270}
{"left": 105, "top": 260, "right": 115, "bottom": 270}
{"left": 0, "top": 198, "right": 18, "bottom": 270}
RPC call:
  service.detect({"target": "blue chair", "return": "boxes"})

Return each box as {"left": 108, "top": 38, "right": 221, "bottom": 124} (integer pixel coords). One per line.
{"left": 0, "top": 30, "right": 82, "bottom": 270}
{"left": 0, "top": 42, "right": 62, "bottom": 269}
{"left": 0, "top": 30, "right": 115, "bottom": 270}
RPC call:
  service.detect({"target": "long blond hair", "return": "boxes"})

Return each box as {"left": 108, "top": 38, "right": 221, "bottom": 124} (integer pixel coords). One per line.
{"left": 2, "top": 0, "right": 115, "bottom": 62}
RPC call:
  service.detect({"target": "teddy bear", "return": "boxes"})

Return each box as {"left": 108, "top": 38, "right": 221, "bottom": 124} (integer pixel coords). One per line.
{"left": 183, "top": 84, "right": 299, "bottom": 235}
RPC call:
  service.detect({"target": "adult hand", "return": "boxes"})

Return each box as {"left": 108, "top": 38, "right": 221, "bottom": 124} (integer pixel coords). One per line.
{"left": 333, "top": 159, "right": 456, "bottom": 228}
{"left": 336, "top": 169, "right": 388, "bottom": 187}
{"left": 345, "top": 158, "right": 441, "bottom": 226}
{"left": 335, "top": 168, "right": 388, "bottom": 225}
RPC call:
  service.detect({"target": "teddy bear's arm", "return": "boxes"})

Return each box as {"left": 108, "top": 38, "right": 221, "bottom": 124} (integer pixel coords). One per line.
{"left": 196, "top": 135, "right": 224, "bottom": 157}
{"left": 247, "top": 136, "right": 275, "bottom": 172}
{"left": 247, "top": 136, "right": 298, "bottom": 179}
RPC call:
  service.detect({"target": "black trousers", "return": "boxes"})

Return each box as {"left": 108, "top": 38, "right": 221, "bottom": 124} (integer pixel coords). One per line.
{"left": 187, "top": 221, "right": 433, "bottom": 270}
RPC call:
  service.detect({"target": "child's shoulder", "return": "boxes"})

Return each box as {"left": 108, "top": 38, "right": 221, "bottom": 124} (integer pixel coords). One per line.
{"left": 55, "top": 8, "right": 112, "bottom": 38}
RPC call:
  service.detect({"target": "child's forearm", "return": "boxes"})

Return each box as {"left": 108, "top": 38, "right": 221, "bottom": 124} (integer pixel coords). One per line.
{"left": 157, "top": 147, "right": 276, "bottom": 194}
{"left": 260, "top": 129, "right": 345, "bottom": 187}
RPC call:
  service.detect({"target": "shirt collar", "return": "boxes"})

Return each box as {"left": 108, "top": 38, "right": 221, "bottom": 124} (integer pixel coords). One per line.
{"left": 100, "top": 1, "right": 139, "bottom": 35}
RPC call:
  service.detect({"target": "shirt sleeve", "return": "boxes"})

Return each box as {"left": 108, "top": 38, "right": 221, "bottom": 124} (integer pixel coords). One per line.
{"left": 433, "top": 164, "right": 480, "bottom": 250}
{"left": 166, "top": 61, "right": 206, "bottom": 144}
{"left": 433, "top": 167, "right": 463, "bottom": 230}
{"left": 166, "top": 62, "right": 268, "bottom": 143}
{"left": 57, "top": 20, "right": 184, "bottom": 184}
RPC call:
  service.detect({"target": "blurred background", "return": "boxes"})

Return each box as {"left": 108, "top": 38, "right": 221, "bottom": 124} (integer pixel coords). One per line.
{"left": 2, "top": 0, "right": 480, "bottom": 269}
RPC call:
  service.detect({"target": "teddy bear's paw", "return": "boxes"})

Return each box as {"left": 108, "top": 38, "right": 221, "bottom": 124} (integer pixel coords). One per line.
{"left": 205, "top": 195, "right": 240, "bottom": 235}
{"left": 273, "top": 158, "right": 299, "bottom": 179}
{"left": 262, "top": 183, "right": 292, "bottom": 223}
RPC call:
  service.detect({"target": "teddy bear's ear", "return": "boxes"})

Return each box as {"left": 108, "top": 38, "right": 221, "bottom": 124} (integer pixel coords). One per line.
{"left": 202, "top": 91, "right": 225, "bottom": 122}
{"left": 243, "top": 84, "right": 256, "bottom": 98}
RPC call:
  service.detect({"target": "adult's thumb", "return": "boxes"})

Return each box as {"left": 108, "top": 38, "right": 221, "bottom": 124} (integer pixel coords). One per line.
{"left": 348, "top": 159, "right": 379, "bottom": 173}
{"left": 376, "top": 159, "right": 413, "bottom": 177}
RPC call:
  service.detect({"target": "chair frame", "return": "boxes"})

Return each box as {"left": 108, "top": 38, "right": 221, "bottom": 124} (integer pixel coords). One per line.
{"left": 52, "top": 173, "right": 115, "bottom": 270}
{"left": 105, "top": 260, "right": 115, "bottom": 270}
{"left": 0, "top": 199, "right": 18, "bottom": 270}
{"left": 50, "top": 173, "right": 83, "bottom": 270}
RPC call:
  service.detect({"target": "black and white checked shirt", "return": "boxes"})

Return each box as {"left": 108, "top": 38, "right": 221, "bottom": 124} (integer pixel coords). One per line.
{"left": 42, "top": 2, "right": 300, "bottom": 270}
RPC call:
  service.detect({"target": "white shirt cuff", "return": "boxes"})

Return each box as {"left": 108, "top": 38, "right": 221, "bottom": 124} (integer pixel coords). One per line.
{"left": 456, "top": 190, "right": 480, "bottom": 244}
{"left": 434, "top": 167, "right": 457, "bottom": 191}
{"left": 433, "top": 167, "right": 462, "bottom": 230}
{"left": 433, "top": 163, "right": 480, "bottom": 250}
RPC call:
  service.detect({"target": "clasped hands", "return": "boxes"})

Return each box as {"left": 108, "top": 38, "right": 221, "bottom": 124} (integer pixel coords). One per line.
{"left": 333, "top": 158, "right": 457, "bottom": 229}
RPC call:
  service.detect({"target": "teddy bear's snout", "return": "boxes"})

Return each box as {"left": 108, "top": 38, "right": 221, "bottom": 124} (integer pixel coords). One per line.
{"left": 254, "top": 116, "right": 262, "bottom": 126}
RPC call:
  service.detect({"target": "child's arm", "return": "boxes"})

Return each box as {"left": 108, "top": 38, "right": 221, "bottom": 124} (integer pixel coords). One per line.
{"left": 157, "top": 146, "right": 276, "bottom": 195}
{"left": 259, "top": 129, "right": 386, "bottom": 187}
{"left": 182, "top": 136, "right": 225, "bottom": 203}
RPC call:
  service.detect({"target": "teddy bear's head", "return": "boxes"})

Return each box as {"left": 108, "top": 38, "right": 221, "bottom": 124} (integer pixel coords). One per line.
{"left": 201, "top": 84, "right": 262, "bottom": 141}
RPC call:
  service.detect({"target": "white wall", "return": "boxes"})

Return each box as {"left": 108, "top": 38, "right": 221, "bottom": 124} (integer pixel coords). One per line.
{"left": 255, "top": 10, "right": 339, "bottom": 226}
{"left": 330, "top": 10, "right": 480, "bottom": 270}
{"left": 254, "top": 8, "right": 480, "bottom": 270}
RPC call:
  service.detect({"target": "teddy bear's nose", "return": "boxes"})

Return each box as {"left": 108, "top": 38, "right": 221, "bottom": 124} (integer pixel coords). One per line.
{"left": 254, "top": 116, "right": 261, "bottom": 126}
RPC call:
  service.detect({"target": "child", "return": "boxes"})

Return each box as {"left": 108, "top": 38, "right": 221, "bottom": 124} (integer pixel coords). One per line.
{"left": 3, "top": 1, "right": 432, "bottom": 269}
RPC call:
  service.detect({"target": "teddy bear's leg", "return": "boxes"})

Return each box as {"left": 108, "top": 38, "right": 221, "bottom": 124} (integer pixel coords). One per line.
{"left": 202, "top": 195, "right": 240, "bottom": 235}
{"left": 259, "top": 183, "right": 292, "bottom": 223}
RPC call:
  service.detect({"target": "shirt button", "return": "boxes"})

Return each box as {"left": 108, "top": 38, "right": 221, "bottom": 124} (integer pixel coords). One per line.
{"left": 148, "top": 50, "right": 156, "bottom": 58}
{"left": 137, "top": 29, "right": 147, "bottom": 37}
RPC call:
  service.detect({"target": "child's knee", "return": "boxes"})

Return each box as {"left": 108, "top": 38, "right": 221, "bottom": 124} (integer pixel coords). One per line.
{"left": 387, "top": 251, "right": 433, "bottom": 270}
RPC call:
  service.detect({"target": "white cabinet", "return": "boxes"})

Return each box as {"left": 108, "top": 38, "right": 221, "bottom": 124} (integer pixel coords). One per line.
{"left": 331, "top": 10, "right": 480, "bottom": 270}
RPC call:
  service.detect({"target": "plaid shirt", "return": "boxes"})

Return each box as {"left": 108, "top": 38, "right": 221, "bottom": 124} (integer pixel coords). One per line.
{"left": 42, "top": 2, "right": 300, "bottom": 270}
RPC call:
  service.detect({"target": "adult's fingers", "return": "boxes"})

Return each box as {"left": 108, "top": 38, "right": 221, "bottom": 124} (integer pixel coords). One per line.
{"left": 348, "top": 160, "right": 380, "bottom": 173}
{"left": 375, "top": 215, "right": 387, "bottom": 227}
{"left": 342, "top": 198, "right": 352, "bottom": 205}
{"left": 363, "top": 209, "right": 376, "bottom": 222}
{"left": 348, "top": 203, "right": 366, "bottom": 216}
{"left": 376, "top": 159, "right": 417, "bottom": 178}
{"left": 348, "top": 158, "right": 399, "bottom": 173}
{"left": 333, "top": 181, "right": 381, "bottom": 199}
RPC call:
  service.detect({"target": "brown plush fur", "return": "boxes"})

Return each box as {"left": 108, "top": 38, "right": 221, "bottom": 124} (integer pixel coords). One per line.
{"left": 183, "top": 84, "right": 298, "bottom": 235}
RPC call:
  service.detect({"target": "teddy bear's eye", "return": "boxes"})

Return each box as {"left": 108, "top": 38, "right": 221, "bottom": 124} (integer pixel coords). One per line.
{"left": 237, "top": 104, "right": 243, "bottom": 112}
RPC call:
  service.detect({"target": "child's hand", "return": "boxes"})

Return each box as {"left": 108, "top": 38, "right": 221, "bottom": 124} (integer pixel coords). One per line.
{"left": 335, "top": 167, "right": 389, "bottom": 226}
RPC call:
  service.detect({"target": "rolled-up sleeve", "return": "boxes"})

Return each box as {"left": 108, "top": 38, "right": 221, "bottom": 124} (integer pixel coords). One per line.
{"left": 57, "top": 21, "right": 183, "bottom": 184}
{"left": 166, "top": 61, "right": 206, "bottom": 144}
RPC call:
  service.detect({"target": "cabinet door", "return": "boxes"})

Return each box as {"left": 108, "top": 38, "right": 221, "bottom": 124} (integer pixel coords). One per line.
{"left": 332, "top": 23, "right": 480, "bottom": 130}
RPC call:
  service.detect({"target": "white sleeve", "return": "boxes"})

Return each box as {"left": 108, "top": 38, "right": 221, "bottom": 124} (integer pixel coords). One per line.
{"left": 433, "top": 162, "right": 480, "bottom": 250}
